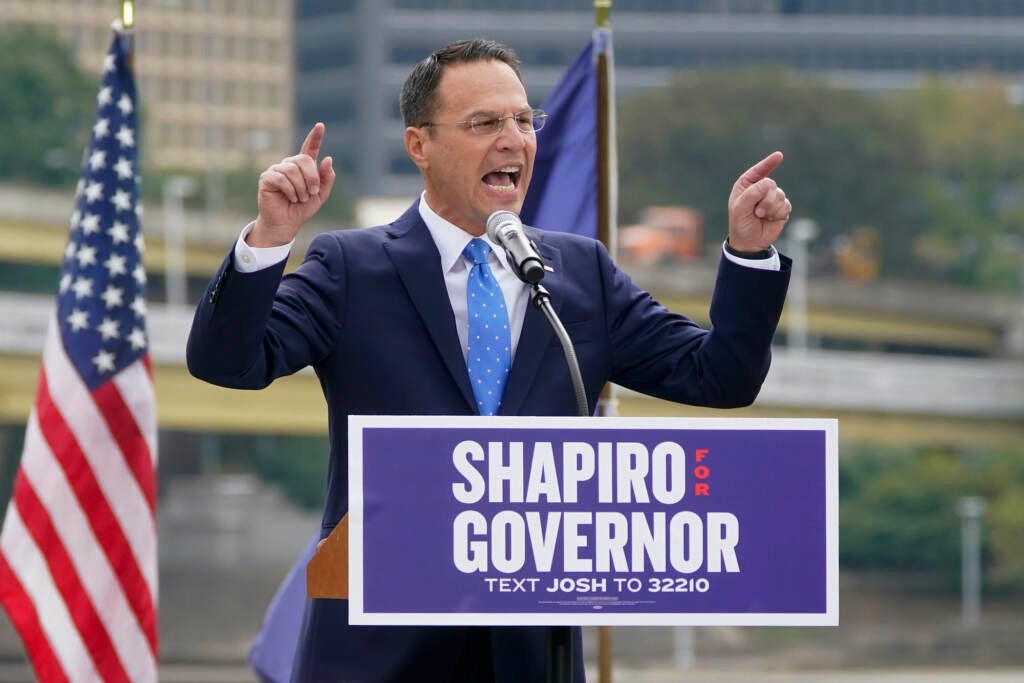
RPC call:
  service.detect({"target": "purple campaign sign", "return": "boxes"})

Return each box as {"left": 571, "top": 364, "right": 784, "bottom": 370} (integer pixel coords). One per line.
{"left": 348, "top": 416, "right": 837, "bottom": 626}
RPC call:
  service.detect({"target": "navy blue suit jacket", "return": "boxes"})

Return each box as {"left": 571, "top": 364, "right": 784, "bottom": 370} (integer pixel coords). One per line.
{"left": 187, "top": 201, "right": 790, "bottom": 682}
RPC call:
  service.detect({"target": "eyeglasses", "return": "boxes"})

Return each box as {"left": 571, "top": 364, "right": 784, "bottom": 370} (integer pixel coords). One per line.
{"left": 420, "top": 108, "right": 548, "bottom": 136}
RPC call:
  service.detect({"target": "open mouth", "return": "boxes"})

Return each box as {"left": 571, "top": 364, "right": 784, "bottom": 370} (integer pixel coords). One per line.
{"left": 482, "top": 166, "right": 521, "bottom": 193}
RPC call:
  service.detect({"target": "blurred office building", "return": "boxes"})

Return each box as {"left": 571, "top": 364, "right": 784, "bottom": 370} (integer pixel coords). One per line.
{"left": 297, "top": 0, "right": 1024, "bottom": 195}
{"left": 7, "top": 1, "right": 1023, "bottom": 190}
{"left": 2, "top": 0, "right": 295, "bottom": 171}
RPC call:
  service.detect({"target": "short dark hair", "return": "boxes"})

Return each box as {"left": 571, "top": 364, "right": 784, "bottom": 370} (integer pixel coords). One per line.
{"left": 400, "top": 39, "right": 524, "bottom": 128}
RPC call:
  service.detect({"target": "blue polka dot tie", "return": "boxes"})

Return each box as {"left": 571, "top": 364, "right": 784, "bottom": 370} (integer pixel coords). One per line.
{"left": 463, "top": 238, "right": 511, "bottom": 416}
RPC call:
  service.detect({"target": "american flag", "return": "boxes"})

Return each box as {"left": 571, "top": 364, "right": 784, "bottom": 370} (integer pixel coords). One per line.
{"left": 0, "top": 27, "right": 158, "bottom": 682}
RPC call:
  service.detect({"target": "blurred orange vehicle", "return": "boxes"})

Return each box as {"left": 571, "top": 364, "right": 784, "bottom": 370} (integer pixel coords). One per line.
{"left": 619, "top": 206, "right": 704, "bottom": 265}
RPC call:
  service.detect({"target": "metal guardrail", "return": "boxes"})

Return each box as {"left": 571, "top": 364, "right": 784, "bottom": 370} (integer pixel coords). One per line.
{"left": 763, "top": 348, "right": 1024, "bottom": 419}
{"left": 0, "top": 292, "right": 192, "bottom": 364}
{"left": 1, "top": 293, "right": 1021, "bottom": 419}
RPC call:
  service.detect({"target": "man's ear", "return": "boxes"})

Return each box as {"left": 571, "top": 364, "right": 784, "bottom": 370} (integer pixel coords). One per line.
{"left": 404, "top": 126, "right": 429, "bottom": 171}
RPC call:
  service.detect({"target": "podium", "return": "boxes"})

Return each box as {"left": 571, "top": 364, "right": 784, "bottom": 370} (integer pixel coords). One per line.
{"left": 307, "top": 415, "right": 838, "bottom": 679}
{"left": 307, "top": 515, "right": 348, "bottom": 599}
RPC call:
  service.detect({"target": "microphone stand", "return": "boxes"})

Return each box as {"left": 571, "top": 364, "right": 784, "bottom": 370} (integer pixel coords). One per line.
{"left": 531, "top": 285, "right": 589, "bottom": 418}
{"left": 529, "top": 283, "right": 588, "bottom": 683}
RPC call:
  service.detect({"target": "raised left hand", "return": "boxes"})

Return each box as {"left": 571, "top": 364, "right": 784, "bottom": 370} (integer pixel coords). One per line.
{"left": 727, "top": 151, "right": 792, "bottom": 252}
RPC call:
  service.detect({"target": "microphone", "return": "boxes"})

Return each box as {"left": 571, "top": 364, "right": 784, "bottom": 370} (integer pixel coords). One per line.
{"left": 486, "top": 210, "right": 546, "bottom": 284}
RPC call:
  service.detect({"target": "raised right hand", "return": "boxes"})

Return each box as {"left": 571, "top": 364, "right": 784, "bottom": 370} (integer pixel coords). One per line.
{"left": 249, "top": 123, "right": 336, "bottom": 247}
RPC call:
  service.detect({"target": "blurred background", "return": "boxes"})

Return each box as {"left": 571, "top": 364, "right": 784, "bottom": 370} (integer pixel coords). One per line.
{"left": 1, "top": 0, "right": 1024, "bottom": 681}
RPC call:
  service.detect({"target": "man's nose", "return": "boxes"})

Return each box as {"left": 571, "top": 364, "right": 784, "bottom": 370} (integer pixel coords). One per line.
{"left": 494, "top": 120, "right": 528, "bottom": 151}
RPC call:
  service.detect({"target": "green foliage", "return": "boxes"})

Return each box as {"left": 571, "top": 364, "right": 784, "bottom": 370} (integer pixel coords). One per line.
{"left": 218, "top": 434, "right": 329, "bottom": 511}
{"left": 0, "top": 25, "right": 95, "bottom": 186}
{"left": 890, "top": 77, "right": 1024, "bottom": 291}
{"left": 0, "top": 425, "right": 27, "bottom": 520}
{"left": 618, "top": 69, "right": 929, "bottom": 274}
{"left": 840, "top": 446, "right": 1024, "bottom": 592}
{"left": 251, "top": 435, "right": 330, "bottom": 511}
{"left": 990, "top": 489, "right": 1024, "bottom": 586}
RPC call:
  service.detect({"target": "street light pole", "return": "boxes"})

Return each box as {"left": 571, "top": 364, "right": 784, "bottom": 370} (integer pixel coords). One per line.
{"left": 672, "top": 623, "right": 695, "bottom": 670}
{"left": 162, "top": 176, "right": 196, "bottom": 307}
{"left": 786, "top": 218, "right": 818, "bottom": 352}
{"left": 956, "top": 496, "right": 987, "bottom": 629}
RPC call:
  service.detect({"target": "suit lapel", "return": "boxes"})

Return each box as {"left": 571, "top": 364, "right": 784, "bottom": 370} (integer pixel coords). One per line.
{"left": 499, "top": 228, "right": 563, "bottom": 416}
{"left": 383, "top": 205, "right": 477, "bottom": 413}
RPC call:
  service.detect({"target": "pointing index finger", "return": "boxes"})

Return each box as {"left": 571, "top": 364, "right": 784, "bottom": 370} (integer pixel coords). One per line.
{"left": 738, "top": 151, "right": 784, "bottom": 187}
{"left": 300, "top": 122, "right": 325, "bottom": 160}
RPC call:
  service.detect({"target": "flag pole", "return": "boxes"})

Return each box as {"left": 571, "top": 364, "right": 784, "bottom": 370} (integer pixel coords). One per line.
{"left": 595, "top": 0, "right": 616, "bottom": 256}
{"left": 594, "top": 0, "right": 618, "bottom": 417}
{"left": 595, "top": 3, "right": 617, "bottom": 683}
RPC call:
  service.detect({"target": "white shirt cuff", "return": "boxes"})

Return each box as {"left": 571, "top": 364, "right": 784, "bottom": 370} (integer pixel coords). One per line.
{"left": 233, "top": 222, "right": 294, "bottom": 273}
{"left": 721, "top": 241, "right": 781, "bottom": 271}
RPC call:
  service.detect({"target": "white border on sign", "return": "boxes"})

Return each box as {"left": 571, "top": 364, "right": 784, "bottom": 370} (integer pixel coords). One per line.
{"left": 346, "top": 415, "right": 839, "bottom": 627}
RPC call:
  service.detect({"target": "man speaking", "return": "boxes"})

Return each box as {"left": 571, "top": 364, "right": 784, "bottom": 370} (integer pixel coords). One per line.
{"left": 187, "top": 38, "right": 792, "bottom": 683}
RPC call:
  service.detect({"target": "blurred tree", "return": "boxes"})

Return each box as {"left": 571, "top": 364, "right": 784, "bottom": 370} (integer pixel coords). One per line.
{"left": 840, "top": 448, "right": 964, "bottom": 588}
{"left": 890, "top": 76, "right": 1024, "bottom": 291}
{"left": 989, "top": 489, "right": 1024, "bottom": 588}
{"left": 249, "top": 434, "right": 329, "bottom": 511}
{"left": 618, "top": 69, "right": 929, "bottom": 275}
{"left": 0, "top": 25, "right": 94, "bottom": 185}
{"left": 0, "top": 425, "right": 27, "bottom": 522}
{"left": 840, "top": 446, "right": 1024, "bottom": 593}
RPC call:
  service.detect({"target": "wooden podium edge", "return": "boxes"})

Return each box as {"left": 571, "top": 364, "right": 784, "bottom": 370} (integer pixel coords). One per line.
{"left": 306, "top": 514, "right": 348, "bottom": 599}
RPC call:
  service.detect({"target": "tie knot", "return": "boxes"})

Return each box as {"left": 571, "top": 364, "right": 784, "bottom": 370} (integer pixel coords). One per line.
{"left": 462, "top": 238, "right": 492, "bottom": 266}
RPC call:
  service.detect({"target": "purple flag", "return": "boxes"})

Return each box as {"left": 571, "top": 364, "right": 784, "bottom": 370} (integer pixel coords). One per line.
{"left": 520, "top": 36, "right": 600, "bottom": 238}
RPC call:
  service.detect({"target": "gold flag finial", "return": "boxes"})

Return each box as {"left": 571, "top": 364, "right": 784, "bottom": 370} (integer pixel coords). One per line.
{"left": 121, "top": 0, "right": 135, "bottom": 29}
{"left": 595, "top": 0, "right": 611, "bottom": 28}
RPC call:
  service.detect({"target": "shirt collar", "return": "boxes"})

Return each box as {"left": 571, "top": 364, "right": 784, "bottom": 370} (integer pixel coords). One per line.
{"left": 417, "top": 192, "right": 512, "bottom": 274}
